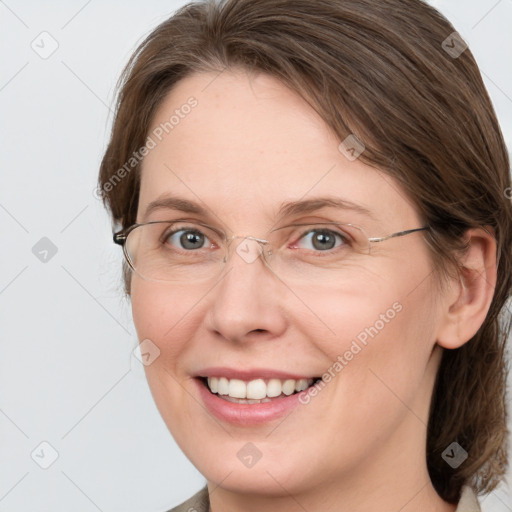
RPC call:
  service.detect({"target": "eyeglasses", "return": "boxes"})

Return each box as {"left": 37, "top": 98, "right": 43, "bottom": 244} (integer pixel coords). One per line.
{"left": 113, "top": 219, "right": 429, "bottom": 285}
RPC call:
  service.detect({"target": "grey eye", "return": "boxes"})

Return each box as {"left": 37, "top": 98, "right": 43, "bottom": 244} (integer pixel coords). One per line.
{"left": 166, "top": 229, "right": 209, "bottom": 250}
{"left": 297, "top": 230, "right": 346, "bottom": 251}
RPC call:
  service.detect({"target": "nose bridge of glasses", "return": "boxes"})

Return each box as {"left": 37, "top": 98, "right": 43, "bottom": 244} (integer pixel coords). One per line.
{"left": 225, "top": 234, "right": 272, "bottom": 265}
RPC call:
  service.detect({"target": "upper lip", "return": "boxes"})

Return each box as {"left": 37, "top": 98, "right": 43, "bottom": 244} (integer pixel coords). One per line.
{"left": 196, "top": 367, "right": 319, "bottom": 380}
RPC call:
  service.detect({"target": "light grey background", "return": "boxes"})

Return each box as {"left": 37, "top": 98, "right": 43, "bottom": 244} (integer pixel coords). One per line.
{"left": 0, "top": 1, "right": 510, "bottom": 510}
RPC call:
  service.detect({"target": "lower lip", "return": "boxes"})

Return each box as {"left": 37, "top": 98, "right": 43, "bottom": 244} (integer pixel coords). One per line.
{"left": 195, "top": 378, "right": 309, "bottom": 426}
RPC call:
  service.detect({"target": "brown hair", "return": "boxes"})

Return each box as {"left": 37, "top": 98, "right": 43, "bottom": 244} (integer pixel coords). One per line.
{"left": 98, "top": 0, "right": 511, "bottom": 503}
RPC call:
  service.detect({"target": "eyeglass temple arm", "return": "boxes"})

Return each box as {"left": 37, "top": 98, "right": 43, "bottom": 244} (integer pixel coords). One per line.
{"left": 113, "top": 232, "right": 126, "bottom": 245}
{"left": 368, "top": 226, "right": 429, "bottom": 243}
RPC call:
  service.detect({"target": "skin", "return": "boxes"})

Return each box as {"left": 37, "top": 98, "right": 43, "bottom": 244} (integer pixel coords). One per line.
{"left": 130, "top": 68, "right": 496, "bottom": 512}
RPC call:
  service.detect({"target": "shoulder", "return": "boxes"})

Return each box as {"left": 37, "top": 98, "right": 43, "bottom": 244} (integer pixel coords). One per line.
{"left": 455, "top": 485, "right": 481, "bottom": 512}
{"left": 165, "top": 486, "right": 209, "bottom": 512}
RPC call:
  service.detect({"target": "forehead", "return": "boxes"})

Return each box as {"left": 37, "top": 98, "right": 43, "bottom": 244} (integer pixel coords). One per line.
{"left": 138, "top": 69, "right": 420, "bottom": 230}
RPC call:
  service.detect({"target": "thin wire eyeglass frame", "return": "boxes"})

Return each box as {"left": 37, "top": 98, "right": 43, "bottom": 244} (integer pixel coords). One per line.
{"left": 113, "top": 220, "right": 430, "bottom": 281}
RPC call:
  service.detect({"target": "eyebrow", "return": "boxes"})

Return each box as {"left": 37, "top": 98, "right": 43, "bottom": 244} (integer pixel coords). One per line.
{"left": 143, "top": 194, "right": 375, "bottom": 222}
{"left": 144, "top": 195, "right": 208, "bottom": 219}
{"left": 276, "top": 197, "right": 375, "bottom": 221}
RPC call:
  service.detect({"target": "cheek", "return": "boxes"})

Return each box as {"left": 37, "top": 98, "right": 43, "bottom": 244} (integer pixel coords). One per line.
{"left": 132, "top": 277, "right": 189, "bottom": 340}
{"left": 130, "top": 277, "right": 202, "bottom": 430}
{"left": 302, "top": 257, "right": 438, "bottom": 413}
{"left": 130, "top": 277, "right": 203, "bottom": 375}
{"left": 295, "top": 274, "right": 411, "bottom": 360}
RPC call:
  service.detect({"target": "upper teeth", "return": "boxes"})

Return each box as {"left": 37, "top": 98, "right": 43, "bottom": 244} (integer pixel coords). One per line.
{"left": 207, "top": 377, "right": 314, "bottom": 399}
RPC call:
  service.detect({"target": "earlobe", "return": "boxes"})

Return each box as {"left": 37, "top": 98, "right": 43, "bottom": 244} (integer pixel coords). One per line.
{"left": 436, "top": 227, "right": 497, "bottom": 350}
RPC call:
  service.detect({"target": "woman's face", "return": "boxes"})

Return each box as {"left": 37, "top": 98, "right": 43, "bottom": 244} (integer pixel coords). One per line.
{"left": 132, "top": 69, "right": 444, "bottom": 496}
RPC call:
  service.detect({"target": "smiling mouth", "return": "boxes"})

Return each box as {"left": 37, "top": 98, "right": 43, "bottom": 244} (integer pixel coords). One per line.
{"left": 200, "top": 376, "right": 322, "bottom": 404}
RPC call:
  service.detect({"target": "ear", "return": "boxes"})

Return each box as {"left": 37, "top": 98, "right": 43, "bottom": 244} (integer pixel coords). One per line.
{"left": 436, "top": 227, "right": 497, "bottom": 350}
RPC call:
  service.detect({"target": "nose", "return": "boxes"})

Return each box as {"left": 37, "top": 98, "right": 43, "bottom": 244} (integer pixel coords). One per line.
{"left": 205, "top": 238, "right": 288, "bottom": 343}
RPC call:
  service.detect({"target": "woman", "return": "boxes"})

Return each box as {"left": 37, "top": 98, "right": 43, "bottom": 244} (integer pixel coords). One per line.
{"left": 98, "top": 0, "right": 511, "bottom": 510}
